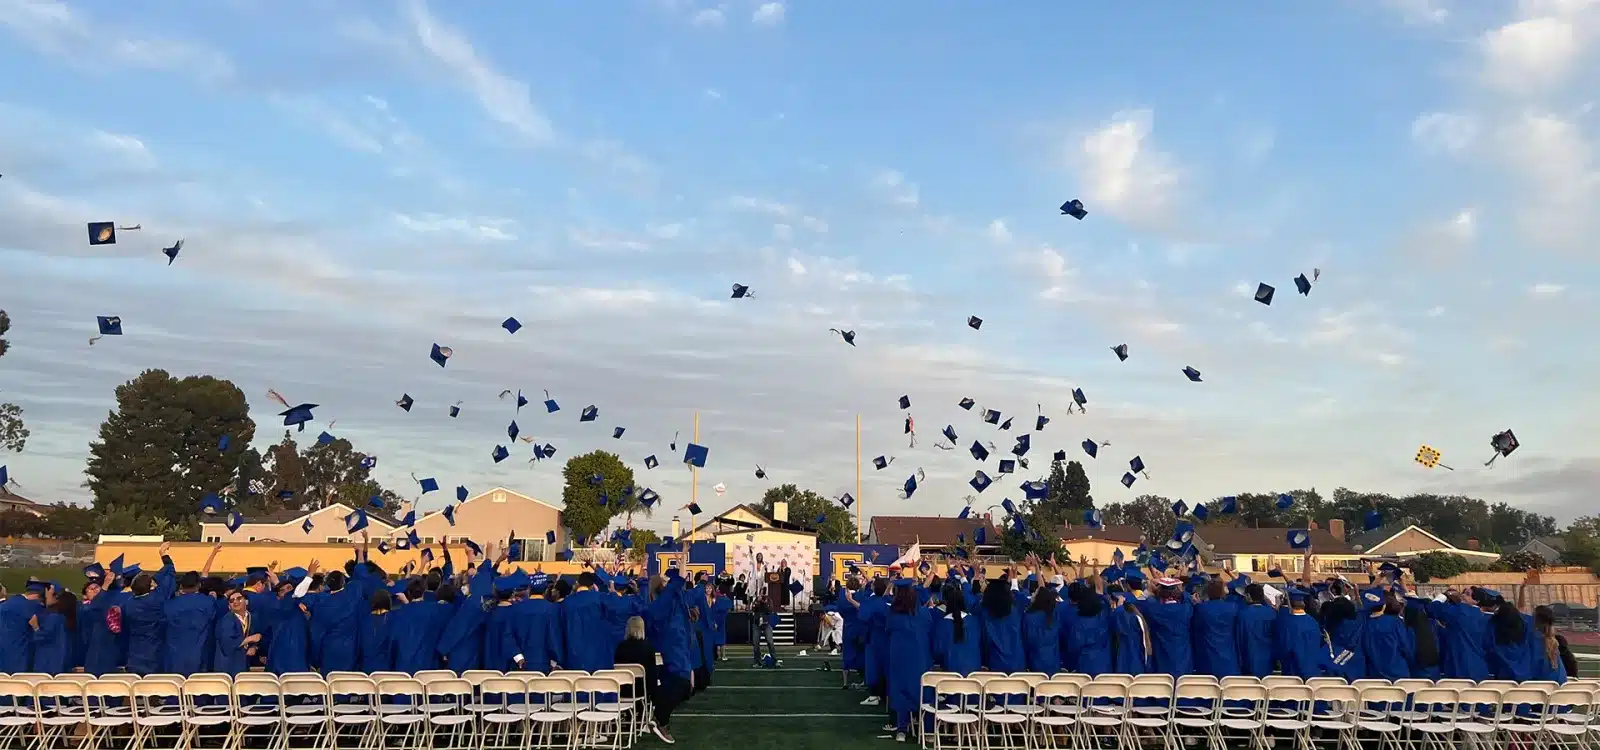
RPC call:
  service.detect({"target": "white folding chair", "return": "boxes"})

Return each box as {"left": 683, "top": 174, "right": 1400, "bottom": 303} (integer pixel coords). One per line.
{"left": 980, "top": 677, "right": 1031, "bottom": 748}
{"left": 591, "top": 670, "right": 641, "bottom": 740}
{"left": 919, "top": 673, "right": 958, "bottom": 750}
{"left": 35, "top": 680, "right": 87, "bottom": 750}
{"left": 130, "top": 679, "right": 186, "bottom": 750}
{"left": 326, "top": 677, "right": 379, "bottom": 750}
{"left": 420, "top": 678, "right": 475, "bottom": 750}
{"left": 476, "top": 677, "right": 529, "bottom": 750}
{"left": 1540, "top": 686, "right": 1593, "bottom": 750}
{"left": 278, "top": 675, "right": 332, "bottom": 750}
{"left": 180, "top": 675, "right": 236, "bottom": 749}
{"left": 1027, "top": 681, "right": 1078, "bottom": 750}
{"left": 0, "top": 679, "right": 37, "bottom": 748}
{"left": 230, "top": 676, "right": 284, "bottom": 750}
{"left": 1170, "top": 680, "right": 1222, "bottom": 749}
{"left": 525, "top": 677, "right": 577, "bottom": 750}
{"left": 573, "top": 676, "right": 626, "bottom": 750}
{"left": 1217, "top": 682, "right": 1267, "bottom": 749}
{"left": 1309, "top": 684, "right": 1360, "bottom": 750}
{"left": 375, "top": 678, "right": 428, "bottom": 750}
{"left": 1263, "top": 684, "right": 1312, "bottom": 748}
{"left": 929, "top": 678, "right": 982, "bottom": 750}
{"left": 1354, "top": 685, "right": 1408, "bottom": 750}
{"left": 81, "top": 680, "right": 135, "bottom": 750}
{"left": 1401, "top": 687, "right": 1459, "bottom": 750}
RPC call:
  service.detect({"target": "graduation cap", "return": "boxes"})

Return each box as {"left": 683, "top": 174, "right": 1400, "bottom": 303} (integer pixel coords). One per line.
{"left": 502, "top": 317, "right": 522, "bottom": 334}
{"left": 545, "top": 530, "right": 557, "bottom": 545}
{"left": 507, "top": 420, "right": 520, "bottom": 442}
{"left": 1255, "top": 283, "right": 1276, "bottom": 306}
{"left": 512, "top": 390, "right": 528, "bottom": 410}
{"left": 96, "top": 316, "right": 123, "bottom": 336}
{"left": 588, "top": 473, "right": 604, "bottom": 487}
{"left": 1082, "top": 439, "right": 1101, "bottom": 459}
{"left": 368, "top": 496, "right": 386, "bottom": 510}
{"left": 1171, "top": 499, "right": 1188, "bottom": 517}
{"left": 639, "top": 488, "right": 660, "bottom": 507}
{"left": 448, "top": 404, "right": 461, "bottom": 418}
{"left": 813, "top": 513, "right": 827, "bottom": 525}
{"left": 1294, "top": 274, "right": 1312, "bottom": 296}
{"left": 83, "top": 561, "right": 106, "bottom": 582}
{"left": 613, "top": 427, "right": 626, "bottom": 439}
{"left": 1001, "top": 498, "right": 1017, "bottom": 516}
{"left": 224, "top": 511, "right": 244, "bottom": 533}
{"left": 1070, "top": 388, "right": 1087, "bottom": 413}
{"left": 218, "top": 434, "right": 231, "bottom": 453}
{"left": 969, "top": 440, "right": 990, "bottom": 462}
{"left": 787, "top": 580, "right": 805, "bottom": 596}
{"left": 1193, "top": 503, "right": 1209, "bottom": 521}
{"left": 543, "top": 390, "right": 560, "bottom": 412}
{"left": 896, "top": 395, "right": 912, "bottom": 410}
{"left": 829, "top": 328, "right": 857, "bottom": 346}
{"left": 1020, "top": 480, "right": 1048, "bottom": 501}
{"left": 687, "top": 502, "right": 702, "bottom": 515}
{"left": 360, "top": 456, "right": 377, "bottom": 469}
{"left": 838, "top": 492, "right": 854, "bottom": 508}
{"left": 456, "top": 485, "right": 469, "bottom": 502}
{"left": 731, "top": 283, "right": 753, "bottom": 299}
{"left": 580, "top": 405, "right": 599, "bottom": 422}
{"left": 1220, "top": 496, "right": 1237, "bottom": 514}
{"left": 997, "top": 459, "right": 1016, "bottom": 473}
{"left": 377, "top": 539, "right": 391, "bottom": 554}
{"left": 492, "top": 445, "right": 510, "bottom": 463}
{"left": 419, "top": 477, "right": 439, "bottom": 493}
{"left": 755, "top": 465, "right": 766, "bottom": 479}
{"left": 397, "top": 394, "right": 414, "bottom": 412}
{"left": 302, "top": 518, "right": 315, "bottom": 534}
{"left": 684, "top": 443, "right": 709, "bottom": 468}
{"left": 1485, "top": 430, "right": 1520, "bottom": 467}
{"left": 463, "top": 539, "right": 482, "bottom": 557}
{"left": 88, "top": 221, "right": 117, "bottom": 245}
{"left": 644, "top": 455, "right": 659, "bottom": 469}
{"left": 442, "top": 505, "right": 456, "bottom": 526}
{"left": 277, "top": 488, "right": 294, "bottom": 501}
{"left": 1111, "top": 343, "right": 1129, "bottom": 362}
{"left": 1059, "top": 199, "right": 1087, "bottom": 219}
{"left": 317, "top": 431, "right": 335, "bottom": 446}
{"left": 1276, "top": 493, "right": 1294, "bottom": 510}
{"left": 1013, "top": 434, "right": 1031, "bottom": 456}
{"left": 942, "top": 425, "right": 959, "bottom": 444}
{"left": 873, "top": 455, "right": 893, "bottom": 470}
{"left": 999, "top": 416, "right": 1013, "bottom": 430}
{"left": 1121, "top": 472, "right": 1136, "bottom": 488}
{"left": 280, "top": 403, "right": 318, "bottom": 432}
{"left": 199, "top": 493, "right": 224, "bottom": 514}
{"left": 967, "top": 315, "right": 983, "bottom": 330}
{"left": 1414, "top": 444, "right": 1453, "bottom": 470}
{"left": 536, "top": 443, "right": 556, "bottom": 459}
{"left": 429, "top": 343, "right": 452, "bottom": 367}
{"left": 958, "top": 505, "right": 971, "bottom": 519}
{"left": 345, "top": 509, "right": 369, "bottom": 533}
{"left": 1035, "top": 405, "right": 1049, "bottom": 431}
{"left": 1287, "top": 529, "right": 1312, "bottom": 550}
{"left": 958, "top": 397, "right": 975, "bottom": 410}
{"left": 969, "top": 470, "right": 992, "bottom": 493}
{"left": 900, "top": 468, "right": 925, "bottom": 499}
{"left": 1364, "top": 510, "right": 1383, "bottom": 532}
{"left": 161, "top": 239, "right": 183, "bottom": 265}
{"left": 1050, "top": 450, "right": 1065, "bottom": 463}
{"left": 1129, "top": 455, "right": 1148, "bottom": 478}
{"left": 670, "top": 432, "right": 679, "bottom": 451}
{"left": 1182, "top": 366, "right": 1203, "bottom": 382}
{"left": 982, "top": 408, "right": 1001, "bottom": 425}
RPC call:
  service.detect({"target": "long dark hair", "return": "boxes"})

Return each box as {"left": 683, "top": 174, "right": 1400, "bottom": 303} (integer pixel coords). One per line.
{"left": 1404, "top": 603, "right": 1439, "bottom": 667}
{"left": 942, "top": 583, "right": 968, "bottom": 643}
{"left": 1069, "top": 581, "right": 1104, "bottom": 617}
{"left": 1028, "top": 586, "right": 1058, "bottom": 625}
{"left": 890, "top": 584, "right": 918, "bottom": 615}
{"left": 1492, "top": 600, "right": 1526, "bottom": 645}
{"left": 982, "top": 578, "right": 1013, "bottom": 620}
{"left": 53, "top": 590, "right": 78, "bottom": 632}
{"left": 1533, "top": 605, "right": 1560, "bottom": 668}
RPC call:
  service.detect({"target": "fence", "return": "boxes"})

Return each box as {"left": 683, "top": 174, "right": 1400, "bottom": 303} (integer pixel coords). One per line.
{"left": 1413, "top": 583, "right": 1600, "bottom": 621}
{"left": 1, "top": 537, "right": 96, "bottom": 563}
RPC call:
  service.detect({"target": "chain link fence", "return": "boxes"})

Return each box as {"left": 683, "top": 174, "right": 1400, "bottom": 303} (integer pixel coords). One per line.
{"left": 0, "top": 538, "right": 97, "bottom": 566}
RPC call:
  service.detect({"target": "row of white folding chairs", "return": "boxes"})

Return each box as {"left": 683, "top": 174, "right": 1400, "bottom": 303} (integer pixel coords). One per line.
{"left": 917, "top": 673, "right": 1600, "bottom": 750}
{"left": 0, "top": 671, "right": 644, "bottom": 750}
{"left": 933, "top": 669, "right": 1600, "bottom": 694}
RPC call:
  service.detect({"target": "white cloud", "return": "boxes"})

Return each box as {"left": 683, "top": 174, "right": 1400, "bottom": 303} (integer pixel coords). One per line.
{"left": 786, "top": 257, "right": 807, "bottom": 276}
{"left": 1426, "top": 305, "right": 1447, "bottom": 317}
{"left": 704, "top": 88, "right": 723, "bottom": 100}
{"left": 394, "top": 212, "right": 518, "bottom": 241}
{"left": 0, "top": 0, "right": 234, "bottom": 82}
{"left": 691, "top": 8, "right": 726, "bottom": 27}
{"left": 1482, "top": 16, "right": 1583, "bottom": 93}
{"left": 1034, "top": 246, "right": 1082, "bottom": 302}
{"left": 646, "top": 222, "right": 684, "bottom": 240}
{"left": 872, "top": 169, "right": 920, "bottom": 208}
{"left": 1386, "top": 0, "right": 1450, "bottom": 24}
{"left": 1075, "top": 109, "right": 1182, "bottom": 231}
{"left": 1411, "top": 112, "right": 1480, "bottom": 154}
{"left": 1497, "top": 111, "right": 1600, "bottom": 252}
{"left": 88, "top": 130, "right": 156, "bottom": 167}
{"left": 401, "top": 0, "right": 555, "bottom": 144}
{"left": 567, "top": 227, "right": 650, "bottom": 251}
{"left": 725, "top": 194, "right": 828, "bottom": 233}
{"left": 752, "top": 2, "right": 786, "bottom": 27}
{"left": 986, "top": 219, "right": 1012, "bottom": 244}
{"left": 1301, "top": 304, "right": 1413, "bottom": 366}
{"left": 772, "top": 223, "right": 793, "bottom": 241}
{"left": 1529, "top": 282, "right": 1567, "bottom": 296}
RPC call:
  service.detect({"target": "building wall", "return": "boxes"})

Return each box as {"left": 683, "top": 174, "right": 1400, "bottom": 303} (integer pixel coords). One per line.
{"left": 199, "top": 504, "right": 396, "bottom": 543}
{"left": 692, "top": 507, "right": 768, "bottom": 539}
{"left": 411, "top": 489, "right": 566, "bottom": 562}
{"left": 1370, "top": 528, "right": 1451, "bottom": 555}
{"left": 1063, "top": 539, "right": 1141, "bottom": 566}
{"left": 1227, "top": 553, "right": 1367, "bottom": 575}
{"left": 91, "top": 540, "right": 592, "bottom": 576}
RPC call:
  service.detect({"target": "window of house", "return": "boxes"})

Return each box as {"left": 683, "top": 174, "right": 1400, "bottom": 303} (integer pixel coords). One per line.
{"left": 248, "top": 537, "right": 257, "bottom": 542}
{"left": 512, "top": 539, "right": 546, "bottom": 563}
{"left": 447, "top": 536, "right": 471, "bottom": 545}
{"left": 325, "top": 537, "right": 349, "bottom": 545}
{"left": 204, "top": 536, "right": 221, "bottom": 543}
{"left": 421, "top": 537, "right": 435, "bottom": 545}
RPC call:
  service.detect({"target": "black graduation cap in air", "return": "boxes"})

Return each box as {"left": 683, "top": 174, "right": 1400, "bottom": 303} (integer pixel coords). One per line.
{"left": 1053, "top": 450, "right": 1067, "bottom": 462}
{"left": 580, "top": 405, "right": 599, "bottom": 422}
{"left": 1485, "top": 429, "right": 1520, "bottom": 467}
{"left": 970, "top": 471, "right": 992, "bottom": 493}
{"left": 982, "top": 409, "right": 1001, "bottom": 425}
{"left": 999, "top": 416, "right": 1013, "bottom": 431}
{"left": 755, "top": 465, "right": 766, "bottom": 479}
{"left": 684, "top": 443, "right": 709, "bottom": 468}
{"left": 430, "top": 343, "right": 452, "bottom": 367}
{"left": 96, "top": 316, "right": 123, "bottom": 336}
{"left": 942, "top": 425, "right": 959, "bottom": 443}
{"left": 829, "top": 328, "right": 856, "bottom": 346}
{"left": 492, "top": 445, "right": 510, "bottom": 463}
{"left": 873, "top": 456, "right": 892, "bottom": 470}
{"left": 1035, "top": 410, "right": 1049, "bottom": 431}
{"left": 449, "top": 404, "right": 461, "bottom": 418}
{"left": 1255, "top": 283, "right": 1276, "bottom": 306}
{"left": 1130, "top": 455, "right": 1148, "bottom": 478}
{"left": 731, "top": 283, "right": 752, "bottom": 299}
{"left": 88, "top": 222, "right": 116, "bottom": 245}
{"left": 959, "top": 397, "right": 975, "bottom": 410}
{"left": 1121, "top": 472, "right": 1137, "bottom": 488}
{"left": 280, "top": 404, "right": 317, "bottom": 432}
{"left": 1182, "top": 366, "right": 1203, "bottom": 382}
{"left": 967, "top": 315, "right": 983, "bottom": 330}
{"left": 613, "top": 427, "right": 626, "bottom": 439}
{"left": 970, "top": 441, "right": 990, "bottom": 462}
{"left": 1021, "top": 480, "right": 1048, "bottom": 501}
{"left": 543, "top": 390, "right": 559, "bottom": 413}
{"left": 997, "top": 459, "right": 1016, "bottom": 474}
{"left": 901, "top": 469, "right": 925, "bottom": 499}
{"left": 898, "top": 395, "right": 911, "bottom": 410}
{"left": 1294, "top": 274, "right": 1312, "bottom": 296}
{"left": 1013, "top": 434, "right": 1031, "bottom": 456}
{"left": 507, "top": 420, "right": 520, "bottom": 442}
{"left": 502, "top": 317, "right": 522, "bottom": 334}
{"left": 162, "top": 239, "right": 183, "bottom": 265}
{"left": 1364, "top": 510, "right": 1383, "bottom": 531}
{"left": 1111, "top": 343, "right": 1129, "bottom": 362}
{"left": 644, "top": 455, "right": 659, "bottom": 469}
{"left": 1059, "top": 199, "right": 1087, "bottom": 220}
{"left": 397, "top": 394, "right": 414, "bottom": 412}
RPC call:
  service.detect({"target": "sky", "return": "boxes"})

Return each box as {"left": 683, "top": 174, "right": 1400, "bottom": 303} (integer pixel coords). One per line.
{"left": 0, "top": 0, "right": 1597, "bottom": 536}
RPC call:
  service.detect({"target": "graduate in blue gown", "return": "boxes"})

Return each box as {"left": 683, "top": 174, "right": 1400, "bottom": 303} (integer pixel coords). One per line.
{"left": 438, "top": 554, "right": 497, "bottom": 671}
{"left": 1063, "top": 581, "right": 1114, "bottom": 676}
{"left": 1234, "top": 584, "right": 1278, "bottom": 677}
{"left": 513, "top": 578, "right": 563, "bottom": 672}
{"left": 305, "top": 568, "right": 367, "bottom": 674}
{"left": 482, "top": 573, "right": 528, "bottom": 671}
{"left": 849, "top": 579, "right": 892, "bottom": 706}
{"left": 1320, "top": 584, "right": 1366, "bottom": 681}
{"left": 1403, "top": 601, "right": 1442, "bottom": 680}
{"left": 1021, "top": 585, "right": 1062, "bottom": 674}
{"left": 387, "top": 579, "right": 436, "bottom": 673}
{"left": 1361, "top": 593, "right": 1415, "bottom": 680}
{"left": 264, "top": 569, "right": 315, "bottom": 674}
{"left": 884, "top": 579, "right": 933, "bottom": 739}
{"left": 645, "top": 572, "right": 695, "bottom": 740}
{"left": 213, "top": 589, "right": 259, "bottom": 676}
{"left": 838, "top": 576, "right": 867, "bottom": 681}
{"left": 687, "top": 579, "right": 718, "bottom": 692}
{"left": 29, "top": 585, "right": 76, "bottom": 674}
{"left": 1530, "top": 606, "right": 1568, "bottom": 684}
{"left": 79, "top": 574, "right": 121, "bottom": 676}
{"left": 1109, "top": 577, "right": 1151, "bottom": 676}
{"left": 0, "top": 580, "right": 46, "bottom": 673}
{"left": 1191, "top": 577, "right": 1242, "bottom": 677}
{"left": 1136, "top": 576, "right": 1194, "bottom": 675}
{"left": 560, "top": 571, "right": 614, "bottom": 672}
{"left": 122, "top": 546, "right": 178, "bottom": 675}
{"left": 360, "top": 589, "right": 396, "bottom": 673}
{"left": 978, "top": 578, "right": 1024, "bottom": 673}
{"left": 1274, "top": 587, "right": 1333, "bottom": 678}
{"left": 708, "top": 587, "right": 733, "bottom": 661}
{"left": 164, "top": 570, "right": 221, "bottom": 676}
{"left": 932, "top": 581, "right": 982, "bottom": 675}
{"left": 1484, "top": 598, "right": 1535, "bottom": 681}
{"left": 1428, "top": 590, "right": 1492, "bottom": 681}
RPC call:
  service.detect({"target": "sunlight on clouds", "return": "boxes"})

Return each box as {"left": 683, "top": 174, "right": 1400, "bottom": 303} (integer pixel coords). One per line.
{"left": 1482, "top": 16, "right": 1582, "bottom": 93}
{"left": 752, "top": 2, "right": 786, "bottom": 27}
{"left": 1529, "top": 282, "right": 1567, "bottom": 296}
{"left": 1410, "top": 112, "right": 1480, "bottom": 154}
{"left": 394, "top": 213, "right": 518, "bottom": 241}
{"left": 1076, "top": 109, "right": 1182, "bottom": 232}
{"left": 402, "top": 0, "right": 555, "bottom": 144}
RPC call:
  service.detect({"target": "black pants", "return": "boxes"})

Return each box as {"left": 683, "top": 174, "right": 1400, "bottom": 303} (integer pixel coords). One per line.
{"left": 692, "top": 666, "right": 712, "bottom": 694}
{"left": 653, "top": 673, "right": 690, "bottom": 728}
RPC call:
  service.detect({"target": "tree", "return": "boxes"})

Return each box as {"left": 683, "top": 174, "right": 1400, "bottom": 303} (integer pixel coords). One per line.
{"left": 755, "top": 484, "right": 856, "bottom": 544}
{"left": 1561, "top": 516, "right": 1600, "bottom": 575}
{"left": 1495, "top": 550, "right": 1547, "bottom": 573}
{"left": 0, "top": 509, "right": 42, "bottom": 538}
{"left": 626, "top": 529, "right": 661, "bottom": 564}
{"left": 256, "top": 433, "right": 307, "bottom": 513}
{"left": 38, "top": 504, "right": 99, "bottom": 541}
{"left": 0, "top": 310, "right": 28, "bottom": 452}
{"left": 1103, "top": 495, "right": 1178, "bottom": 546}
{"left": 1410, "top": 551, "right": 1475, "bottom": 583}
{"left": 301, "top": 436, "right": 392, "bottom": 509}
{"left": 560, "top": 451, "right": 636, "bottom": 542}
{"left": 1058, "top": 460, "right": 1094, "bottom": 516}
{"left": 85, "top": 370, "right": 256, "bottom": 525}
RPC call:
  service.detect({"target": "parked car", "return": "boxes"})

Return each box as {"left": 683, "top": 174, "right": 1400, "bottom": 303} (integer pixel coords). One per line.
{"left": 37, "top": 551, "right": 73, "bottom": 566}
{"left": 1, "top": 548, "right": 40, "bottom": 566}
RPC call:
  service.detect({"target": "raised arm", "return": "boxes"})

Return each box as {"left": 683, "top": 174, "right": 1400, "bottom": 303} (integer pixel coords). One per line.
{"left": 201, "top": 541, "right": 222, "bottom": 578}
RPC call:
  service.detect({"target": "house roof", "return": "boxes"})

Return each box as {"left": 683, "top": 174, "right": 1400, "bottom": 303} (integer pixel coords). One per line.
{"left": 695, "top": 504, "right": 772, "bottom": 534}
{"left": 0, "top": 489, "right": 40, "bottom": 508}
{"left": 1061, "top": 524, "right": 1144, "bottom": 545}
{"left": 411, "top": 487, "right": 562, "bottom": 527}
{"left": 205, "top": 502, "right": 404, "bottom": 529}
{"left": 870, "top": 516, "right": 1003, "bottom": 547}
{"left": 1348, "top": 523, "right": 1456, "bottom": 554}
{"left": 1197, "top": 526, "right": 1355, "bottom": 555}
{"left": 1525, "top": 536, "right": 1567, "bottom": 552}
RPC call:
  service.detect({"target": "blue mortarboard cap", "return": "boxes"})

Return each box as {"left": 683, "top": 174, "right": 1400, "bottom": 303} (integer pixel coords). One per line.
{"left": 502, "top": 317, "right": 522, "bottom": 334}
{"left": 639, "top": 488, "right": 659, "bottom": 507}
{"left": 429, "top": 343, "right": 451, "bottom": 367}
{"left": 1082, "top": 439, "right": 1099, "bottom": 459}
{"left": 442, "top": 504, "right": 456, "bottom": 525}
{"left": 246, "top": 565, "right": 269, "bottom": 578}
{"left": 892, "top": 577, "right": 914, "bottom": 588}
{"left": 1364, "top": 510, "right": 1383, "bottom": 531}
{"left": 839, "top": 492, "right": 854, "bottom": 508}
{"left": 492, "top": 445, "right": 510, "bottom": 463}
{"left": 464, "top": 539, "right": 482, "bottom": 556}
{"left": 1183, "top": 366, "right": 1203, "bottom": 382}
{"left": 1013, "top": 434, "right": 1031, "bottom": 456}
{"left": 26, "top": 580, "right": 50, "bottom": 593}
{"left": 545, "top": 530, "right": 557, "bottom": 544}
{"left": 199, "top": 492, "right": 224, "bottom": 514}
{"left": 1294, "top": 274, "right": 1312, "bottom": 296}
{"left": 507, "top": 420, "right": 520, "bottom": 442}
{"left": 997, "top": 459, "right": 1015, "bottom": 473}
{"left": 544, "top": 391, "right": 560, "bottom": 413}
{"left": 958, "top": 397, "right": 975, "bottom": 410}
{"left": 898, "top": 395, "right": 911, "bottom": 410}
{"left": 279, "top": 403, "right": 317, "bottom": 431}
{"left": 1276, "top": 493, "right": 1294, "bottom": 510}
{"left": 999, "top": 416, "right": 1013, "bottom": 430}
{"left": 1287, "top": 529, "right": 1311, "bottom": 549}
{"left": 397, "top": 394, "right": 414, "bottom": 412}
{"left": 1193, "top": 503, "right": 1209, "bottom": 521}
{"left": 376, "top": 538, "right": 390, "bottom": 553}
{"left": 1021, "top": 479, "right": 1047, "bottom": 501}
{"left": 969, "top": 471, "right": 992, "bottom": 493}
{"left": 282, "top": 567, "right": 307, "bottom": 581}
{"left": 1171, "top": 499, "right": 1188, "bottom": 517}
{"left": 420, "top": 547, "right": 435, "bottom": 564}
{"left": 88, "top": 221, "right": 116, "bottom": 245}
{"left": 1362, "top": 590, "right": 1385, "bottom": 610}
{"left": 1001, "top": 498, "right": 1017, "bottom": 515}
{"left": 1072, "top": 388, "right": 1087, "bottom": 408}
{"left": 982, "top": 408, "right": 1000, "bottom": 425}
{"left": 967, "top": 315, "right": 982, "bottom": 330}
{"left": 1287, "top": 585, "right": 1310, "bottom": 601}
{"left": 1111, "top": 343, "right": 1129, "bottom": 362}
{"left": 368, "top": 496, "right": 385, "bottom": 510}
{"left": 108, "top": 554, "right": 125, "bottom": 575}
{"left": 345, "top": 509, "right": 368, "bottom": 533}
{"left": 95, "top": 315, "right": 123, "bottom": 336}
{"left": 538, "top": 443, "right": 556, "bottom": 459}
{"left": 1171, "top": 522, "right": 1194, "bottom": 546}
{"left": 277, "top": 489, "right": 294, "bottom": 500}
{"left": 456, "top": 485, "right": 469, "bottom": 502}
{"left": 813, "top": 512, "right": 827, "bottom": 525}
{"left": 902, "top": 472, "right": 920, "bottom": 498}
{"left": 83, "top": 562, "right": 105, "bottom": 580}
{"left": 1059, "top": 199, "right": 1087, "bottom": 219}
{"left": 1129, "top": 456, "right": 1146, "bottom": 474}
{"left": 873, "top": 455, "right": 891, "bottom": 470}
{"left": 957, "top": 504, "right": 971, "bottom": 519}
{"left": 301, "top": 518, "right": 314, "bottom": 533}
{"left": 419, "top": 477, "right": 439, "bottom": 493}
{"left": 449, "top": 405, "right": 460, "bottom": 418}
{"left": 687, "top": 502, "right": 702, "bottom": 514}
{"left": 360, "top": 456, "right": 377, "bottom": 469}
{"left": 218, "top": 435, "right": 231, "bottom": 452}
{"left": 162, "top": 239, "right": 182, "bottom": 264}
{"left": 317, "top": 431, "right": 335, "bottom": 446}
{"left": 969, "top": 441, "right": 990, "bottom": 462}
{"left": 789, "top": 580, "right": 806, "bottom": 595}
{"left": 613, "top": 427, "right": 625, "bottom": 439}
{"left": 406, "top": 529, "right": 421, "bottom": 546}
{"left": 588, "top": 473, "right": 604, "bottom": 487}
{"left": 506, "top": 538, "right": 523, "bottom": 559}
{"left": 1085, "top": 508, "right": 1102, "bottom": 528}
{"left": 1121, "top": 472, "right": 1136, "bottom": 488}
{"left": 1255, "top": 282, "right": 1276, "bottom": 306}
{"left": 1220, "top": 496, "right": 1237, "bottom": 514}
{"left": 120, "top": 564, "right": 141, "bottom": 579}
{"left": 644, "top": 455, "right": 659, "bottom": 469}
{"left": 400, "top": 509, "right": 417, "bottom": 527}
{"left": 225, "top": 511, "right": 244, "bottom": 532}
{"left": 731, "top": 283, "right": 752, "bottom": 299}
{"left": 684, "top": 443, "right": 709, "bottom": 468}
{"left": 580, "top": 405, "right": 599, "bottom": 422}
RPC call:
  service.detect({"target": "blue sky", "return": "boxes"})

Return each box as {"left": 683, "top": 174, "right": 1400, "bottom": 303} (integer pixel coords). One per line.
{"left": 1, "top": 0, "right": 1596, "bottom": 534}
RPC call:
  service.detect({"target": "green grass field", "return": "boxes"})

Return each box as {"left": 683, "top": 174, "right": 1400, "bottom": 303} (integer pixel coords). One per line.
{"left": 661, "top": 647, "right": 883, "bottom": 749}
{"left": 0, "top": 566, "right": 87, "bottom": 595}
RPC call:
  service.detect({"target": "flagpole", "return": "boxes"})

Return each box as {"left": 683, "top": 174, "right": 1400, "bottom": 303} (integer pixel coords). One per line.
{"left": 690, "top": 411, "right": 699, "bottom": 543}
{"left": 856, "top": 413, "right": 862, "bottom": 543}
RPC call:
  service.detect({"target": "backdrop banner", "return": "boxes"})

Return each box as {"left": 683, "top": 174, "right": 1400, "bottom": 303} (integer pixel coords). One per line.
{"left": 646, "top": 542, "right": 725, "bottom": 580}
{"left": 819, "top": 543, "right": 901, "bottom": 583}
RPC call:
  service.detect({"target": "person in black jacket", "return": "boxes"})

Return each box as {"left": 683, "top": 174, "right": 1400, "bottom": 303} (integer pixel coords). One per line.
{"left": 614, "top": 615, "right": 669, "bottom": 743}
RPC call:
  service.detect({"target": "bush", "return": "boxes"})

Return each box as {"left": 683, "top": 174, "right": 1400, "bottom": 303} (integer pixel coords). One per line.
{"left": 1493, "top": 550, "right": 1547, "bottom": 573}
{"left": 1411, "top": 551, "right": 1474, "bottom": 583}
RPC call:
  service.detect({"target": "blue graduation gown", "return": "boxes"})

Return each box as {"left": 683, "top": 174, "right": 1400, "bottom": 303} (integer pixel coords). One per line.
{"left": 560, "top": 589, "right": 614, "bottom": 671}
{"left": 861, "top": 593, "right": 892, "bottom": 686}
{"left": 388, "top": 600, "right": 440, "bottom": 673}
{"left": 645, "top": 579, "right": 693, "bottom": 679}
{"left": 688, "top": 595, "right": 716, "bottom": 674}
{"left": 305, "top": 586, "right": 365, "bottom": 674}
{"left": 122, "top": 562, "right": 177, "bottom": 674}
{"left": 886, "top": 608, "right": 933, "bottom": 732}
{"left": 0, "top": 595, "right": 43, "bottom": 672}
{"left": 1530, "top": 634, "right": 1567, "bottom": 684}
{"left": 1109, "top": 604, "right": 1149, "bottom": 675}
{"left": 1326, "top": 611, "right": 1367, "bottom": 680}
{"left": 709, "top": 596, "right": 733, "bottom": 647}
{"left": 1274, "top": 611, "right": 1332, "bottom": 678}
{"left": 839, "top": 600, "right": 866, "bottom": 671}
{"left": 1021, "top": 609, "right": 1061, "bottom": 674}
{"left": 359, "top": 611, "right": 394, "bottom": 673}
{"left": 437, "top": 566, "right": 496, "bottom": 671}
{"left": 1192, "top": 599, "right": 1242, "bottom": 677}
{"left": 1136, "top": 596, "right": 1194, "bottom": 675}
{"left": 163, "top": 592, "right": 218, "bottom": 676}
{"left": 978, "top": 607, "right": 1024, "bottom": 673}
{"left": 1234, "top": 603, "right": 1278, "bottom": 677}
{"left": 1065, "top": 608, "right": 1113, "bottom": 676}
{"left": 30, "top": 610, "right": 71, "bottom": 674}
{"left": 213, "top": 613, "right": 251, "bottom": 676}
{"left": 266, "top": 594, "right": 310, "bottom": 674}
{"left": 1427, "top": 601, "right": 1490, "bottom": 681}
{"left": 1484, "top": 613, "right": 1536, "bottom": 681}
{"left": 513, "top": 598, "right": 562, "bottom": 672}
{"left": 79, "top": 591, "right": 120, "bottom": 676}
{"left": 1361, "top": 614, "right": 1415, "bottom": 680}
{"left": 481, "top": 603, "right": 522, "bottom": 672}
{"left": 931, "top": 611, "right": 981, "bottom": 675}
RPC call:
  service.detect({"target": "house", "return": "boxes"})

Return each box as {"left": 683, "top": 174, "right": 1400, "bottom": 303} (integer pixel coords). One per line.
{"left": 0, "top": 489, "right": 45, "bottom": 517}
{"left": 691, "top": 503, "right": 785, "bottom": 540}
{"left": 1516, "top": 536, "right": 1567, "bottom": 565}
{"left": 1349, "top": 523, "right": 1502, "bottom": 564}
{"left": 1060, "top": 524, "right": 1144, "bottom": 567}
{"left": 197, "top": 487, "right": 570, "bottom": 563}
{"left": 866, "top": 515, "right": 1004, "bottom": 556}
{"left": 1196, "top": 522, "right": 1365, "bottom": 575}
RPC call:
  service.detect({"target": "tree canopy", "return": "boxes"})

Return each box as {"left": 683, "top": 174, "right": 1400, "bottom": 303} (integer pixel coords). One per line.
{"left": 0, "top": 310, "right": 29, "bottom": 453}
{"left": 755, "top": 484, "right": 857, "bottom": 544}
{"left": 560, "top": 450, "right": 637, "bottom": 542}
{"left": 85, "top": 370, "right": 256, "bottom": 524}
